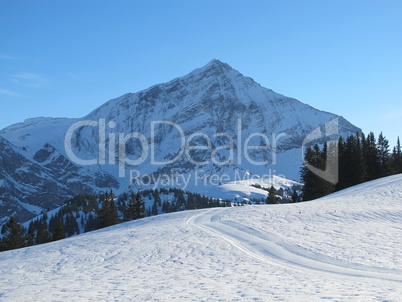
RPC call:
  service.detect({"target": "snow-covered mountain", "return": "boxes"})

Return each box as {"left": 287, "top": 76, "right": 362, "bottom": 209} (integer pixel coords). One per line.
{"left": 1, "top": 174, "right": 401, "bottom": 301}
{"left": 0, "top": 59, "right": 360, "bottom": 222}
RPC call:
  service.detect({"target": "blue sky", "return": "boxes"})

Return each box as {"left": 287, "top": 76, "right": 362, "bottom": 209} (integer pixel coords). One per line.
{"left": 1, "top": 0, "right": 401, "bottom": 145}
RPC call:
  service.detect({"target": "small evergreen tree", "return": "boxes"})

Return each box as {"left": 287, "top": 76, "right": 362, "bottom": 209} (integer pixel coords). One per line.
{"left": 377, "top": 132, "right": 391, "bottom": 177}
{"left": 266, "top": 185, "right": 277, "bottom": 204}
{"left": 125, "top": 193, "right": 137, "bottom": 221}
{"left": 363, "top": 132, "right": 380, "bottom": 181}
{"left": 125, "top": 192, "right": 145, "bottom": 221}
{"left": 291, "top": 188, "right": 299, "bottom": 203}
{"left": 84, "top": 213, "right": 97, "bottom": 232}
{"left": 134, "top": 192, "right": 146, "bottom": 219}
{"left": 300, "top": 145, "right": 330, "bottom": 200}
{"left": 36, "top": 222, "right": 51, "bottom": 245}
{"left": 302, "top": 143, "right": 336, "bottom": 200}
{"left": 52, "top": 221, "right": 66, "bottom": 241}
{"left": 98, "top": 190, "right": 118, "bottom": 229}
{"left": 392, "top": 137, "right": 402, "bottom": 174}
{"left": 1, "top": 217, "right": 26, "bottom": 251}
{"left": 152, "top": 200, "right": 158, "bottom": 216}
{"left": 341, "top": 134, "right": 367, "bottom": 187}
{"left": 26, "top": 221, "right": 36, "bottom": 246}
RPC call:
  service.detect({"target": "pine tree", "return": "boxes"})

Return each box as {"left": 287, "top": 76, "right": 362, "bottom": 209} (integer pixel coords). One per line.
{"left": 153, "top": 190, "right": 162, "bottom": 207}
{"left": 392, "top": 137, "right": 402, "bottom": 174}
{"left": 124, "top": 192, "right": 145, "bottom": 221}
{"left": 36, "top": 222, "right": 51, "bottom": 245}
{"left": 291, "top": 188, "right": 299, "bottom": 203}
{"left": 301, "top": 145, "right": 324, "bottom": 200}
{"left": 187, "top": 194, "right": 196, "bottom": 209}
{"left": 300, "top": 146, "right": 318, "bottom": 201}
{"left": 345, "top": 134, "right": 367, "bottom": 187}
{"left": 319, "top": 142, "right": 337, "bottom": 195}
{"left": 134, "top": 192, "right": 145, "bottom": 219}
{"left": 125, "top": 193, "right": 137, "bottom": 221}
{"left": 337, "top": 136, "right": 347, "bottom": 190}
{"left": 26, "top": 221, "right": 36, "bottom": 246}
{"left": 52, "top": 221, "right": 66, "bottom": 241}
{"left": 363, "top": 132, "right": 380, "bottom": 181}
{"left": 84, "top": 213, "right": 97, "bottom": 232}
{"left": 266, "top": 185, "right": 277, "bottom": 204}
{"left": 1, "top": 217, "right": 26, "bottom": 251}
{"left": 98, "top": 190, "right": 118, "bottom": 229}
{"left": 301, "top": 143, "right": 336, "bottom": 200}
{"left": 152, "top": 200, "right": 158, "bottom": 216}
{"left": 377, "top": 132, "right": 391, "bottom": 177}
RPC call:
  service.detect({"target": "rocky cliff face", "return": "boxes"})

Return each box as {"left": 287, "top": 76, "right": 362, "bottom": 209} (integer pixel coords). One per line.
{"left": 0, "top": 59, "right": 360, "bottom": 222}
{"left": 0, "top": 135, "right": 118, "bottom": 223}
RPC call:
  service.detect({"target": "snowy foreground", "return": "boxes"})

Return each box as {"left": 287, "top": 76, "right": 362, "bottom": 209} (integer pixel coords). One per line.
{"left": 1, "top": 175, "right": 402, "bottom": 301}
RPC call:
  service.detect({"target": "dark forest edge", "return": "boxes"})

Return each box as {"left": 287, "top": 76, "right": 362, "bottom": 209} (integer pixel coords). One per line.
{"left": 301, "top": 132, "right": 402, "bottom": 201}
{"left": 0, "top": 188, "right": 231, "bottom": 252}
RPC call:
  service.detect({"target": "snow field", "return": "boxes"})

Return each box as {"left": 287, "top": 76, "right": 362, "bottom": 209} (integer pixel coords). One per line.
{"left": 1, "top": 174, "right": 402, "bottom": 301}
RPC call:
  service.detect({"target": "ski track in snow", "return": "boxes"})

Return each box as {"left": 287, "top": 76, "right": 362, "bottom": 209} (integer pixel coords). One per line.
{"left": 1, "top": 174, "right": 402, "bottom": 301}
{"left": 187, "top": 208, "right": 402, "bottom": 283}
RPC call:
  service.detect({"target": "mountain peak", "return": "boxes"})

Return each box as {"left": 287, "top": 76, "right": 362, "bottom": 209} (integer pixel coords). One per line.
{"left": 205, "top": 58, "right": 230, "bottom": 68}
{"left": 191, "top": 59, "right": 234, "bottom": 77}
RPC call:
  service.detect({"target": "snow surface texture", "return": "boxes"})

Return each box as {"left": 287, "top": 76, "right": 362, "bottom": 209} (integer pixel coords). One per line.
{"left": 1, "top": 174, "right": 401, "bottom": 301}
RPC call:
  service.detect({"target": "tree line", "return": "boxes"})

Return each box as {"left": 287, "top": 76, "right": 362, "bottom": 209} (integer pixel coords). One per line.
{"left": 301, "top": 132, "right": 402, "bottom": 201}
{"left": 0, "top": 188, "right": 230, "bottom": 252}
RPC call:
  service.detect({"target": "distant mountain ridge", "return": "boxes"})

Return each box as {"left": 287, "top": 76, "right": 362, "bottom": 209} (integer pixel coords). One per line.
{"left": 0, "top": 59, "right": 360, "bottom": 223}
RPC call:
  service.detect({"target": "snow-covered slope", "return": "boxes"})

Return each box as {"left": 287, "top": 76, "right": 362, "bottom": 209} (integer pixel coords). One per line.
{"left": 1, "top": 174, "right": 401, "bottom": 301}
{"left": 0, "top": 59, "right": 360, "bottom": 222}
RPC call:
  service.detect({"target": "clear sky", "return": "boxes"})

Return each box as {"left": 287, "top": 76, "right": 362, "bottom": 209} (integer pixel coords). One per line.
{"left": 1, "top": 0, "right": 401, "bottom": 145}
